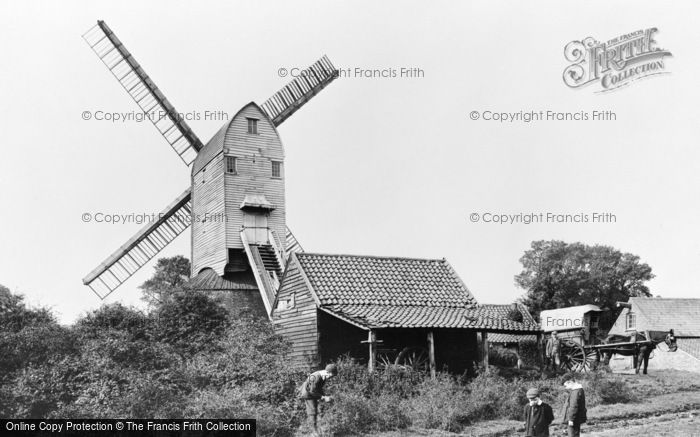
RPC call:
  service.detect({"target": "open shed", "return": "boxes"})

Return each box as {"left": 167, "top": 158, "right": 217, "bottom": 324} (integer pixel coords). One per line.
{"left": 272, "top": 252, "right": 540, "bottom": 374}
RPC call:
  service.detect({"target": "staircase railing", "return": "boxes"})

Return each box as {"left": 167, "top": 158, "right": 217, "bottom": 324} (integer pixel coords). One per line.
{"left": 240, "top": 230, "right": 275, "bottom": 317}
{"left": 268, "top": 229, "right": 287, "bottom": 266}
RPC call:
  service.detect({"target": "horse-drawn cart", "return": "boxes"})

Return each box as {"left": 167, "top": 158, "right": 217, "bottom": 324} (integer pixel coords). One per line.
{"left": 557, "top": 336, "right": 664, "bottom": 372}
{"left": 540, "top": 305, "right": 677, "bottom": 373}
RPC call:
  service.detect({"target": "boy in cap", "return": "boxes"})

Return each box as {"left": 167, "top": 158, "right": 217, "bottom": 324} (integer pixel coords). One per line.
{"left": 559, "top": 374, "right": 587, "bottom": 436}
{"left": 523, "top": 387, "right": 554, "bottom": 437}
{"left": 299, "top": 363, "right": 339, "bottom": 434}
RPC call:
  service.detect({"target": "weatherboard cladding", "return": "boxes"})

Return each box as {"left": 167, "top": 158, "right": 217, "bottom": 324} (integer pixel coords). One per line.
{"left": 191, "top": 120, "right": 228, "bottom": 176}
{"left": 292, "top": 253, "right": 539, "bottom": 331}
{"left": 272, "top": 261, "right": 318, "bottom": 364}
{"left": 223, "top": 104, "right": 285, "bottom": 252}
{"left": 185, "top": 268, "right": 257, "bottom": 290}
{"left": 191, "top": 153, "right": 227, "bottom": 276}
{"left": 677, "top": 338, "right": 700, "bottom": 360}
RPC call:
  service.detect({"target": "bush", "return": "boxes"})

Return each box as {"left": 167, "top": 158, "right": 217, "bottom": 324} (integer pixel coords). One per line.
{"left": 488, "top": 345, "right": 519, "bottom": 367}
{"left": 403, "top": 374, "right": 471, "bottom": 432}
{"left": 578, "top": 371, "right": 638, "bottom": 405}
{"left": 150, "top": 291, "right": 230, "bottom": 354}
{"left": 74, "top": 303, "right": 149, "bottom": 341}
{"left": 315, "top": 358, "right": 418, "bottom": 434}
{"left": 519, "top": 340, "right": 541, "bottom": 368}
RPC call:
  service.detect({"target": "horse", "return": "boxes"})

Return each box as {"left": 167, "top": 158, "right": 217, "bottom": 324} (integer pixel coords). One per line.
{"left": 600, "top": 329, "right": 677, "bottom": 374}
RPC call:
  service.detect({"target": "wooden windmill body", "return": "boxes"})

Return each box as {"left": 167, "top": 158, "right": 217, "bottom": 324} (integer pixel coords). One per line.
{"left": 190, "top": 103, "right": 287, "bottom": 315}
{"left": 81, "top": 21, "right": 337, "bottom": 317}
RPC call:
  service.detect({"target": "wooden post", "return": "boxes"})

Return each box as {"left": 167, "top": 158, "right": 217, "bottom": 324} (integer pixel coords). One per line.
{"left": 536, "top": 332, "right": 543, "bottom": 372}
{"left": 481, "top": 331, "right": 489, "bottom": 374}
{"left": 427, "top": 331, "right": 436, "bottom": 379}
{"left": 368, "top": 330, "right": 377, "bottom": 373}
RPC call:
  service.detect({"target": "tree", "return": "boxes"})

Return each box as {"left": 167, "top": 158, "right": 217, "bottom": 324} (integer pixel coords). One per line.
{"left": 515, "top": 240, "right": 653, "bottom": 318}
{"left": 149, "top": 290, "right": 230, "bottom": 355}
{"left": 0, "top": 285, "right": 74, "bottom": 418}
{"left": 139, "top": 256, "right": 191, "bottom": 308}
{"left": 0, "top": 284, "right": 55, "bottom": 333}
{"left": 75, "top": 303, "right": 150, "bottom": 341}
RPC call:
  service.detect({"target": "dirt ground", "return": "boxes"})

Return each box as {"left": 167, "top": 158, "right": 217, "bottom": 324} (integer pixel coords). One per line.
{"left": 584, "top": 410, "right": 699, "bottom": 436}
{"left": 375, "top": 410, "right": 700, "bottom": 437}
{"left": 371, "top": 370, "right": 700, "bottom": 437}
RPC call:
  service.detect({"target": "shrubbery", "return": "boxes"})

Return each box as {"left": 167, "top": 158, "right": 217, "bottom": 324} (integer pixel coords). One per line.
{"left": 577, "top": 371, "right": 638, "bottom": 405}
{"left": 313, "top": 360, "right": 642, "bottom": 435}
{"left": 0, "top": 287, "right": 305, "bottom": 435}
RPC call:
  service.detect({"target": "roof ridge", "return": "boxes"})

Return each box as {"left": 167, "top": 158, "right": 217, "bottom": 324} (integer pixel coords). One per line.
{"left": 297, "top": 252, "right": 448, "bottom": 263}
{"left": 322, "top": 302, "right": 476, "bottom": 308}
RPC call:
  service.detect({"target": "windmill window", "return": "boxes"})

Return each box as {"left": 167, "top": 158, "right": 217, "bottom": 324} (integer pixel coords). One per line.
{"left": 247, "top": 118, "right": 258, "bottom": 134}
{"left": 271, "top": 161, "right": 282, "bottom": 178}
{"left": 201, "top": 167, "right": 206, "bottom": 184}
{"left": 626, "top": 312, "right": 636, "bottom": 330}
{"left": 226, "top": 156, "right": 238, "bottom": 174}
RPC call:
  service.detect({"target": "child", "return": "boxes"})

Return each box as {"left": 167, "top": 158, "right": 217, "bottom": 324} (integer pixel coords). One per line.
{"left": 523, "top": 387, "right": 554, "bottom": 437}
{"left": 559, "top": 374, "right": 587, "bottom": 436}
{"left": 299, "top": 363, "right": 338, "bottom": 435}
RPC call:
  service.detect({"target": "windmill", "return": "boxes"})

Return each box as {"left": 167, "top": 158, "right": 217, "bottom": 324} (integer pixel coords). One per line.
{"left": 81, "top": 21, "right": 338, "bottom": 316}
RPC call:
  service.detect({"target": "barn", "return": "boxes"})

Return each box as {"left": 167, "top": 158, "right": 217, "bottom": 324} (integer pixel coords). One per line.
{"left": 608, "top": 297, "right": 700, "bottom": 372}
{"left": 272, "top": 252, "right": 540, "bottom": 374}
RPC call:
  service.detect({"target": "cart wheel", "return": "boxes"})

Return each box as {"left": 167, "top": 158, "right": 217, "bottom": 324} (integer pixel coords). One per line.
{"left": 376, "top": 353, "right": 395, "bottom": 371}
{"left": 395, "top": 346, "right": 430, "bottom": 372}
{"left": 559, "top": 340, "right": 598, "bottom": 372}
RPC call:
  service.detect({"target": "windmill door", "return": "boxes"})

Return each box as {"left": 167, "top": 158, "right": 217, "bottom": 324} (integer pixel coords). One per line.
{"left": 244, "top": 212, "right": 269, "bottom": 244}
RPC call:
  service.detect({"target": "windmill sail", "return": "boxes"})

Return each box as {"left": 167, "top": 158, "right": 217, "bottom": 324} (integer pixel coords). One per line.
{"left": 261, "top": 55, "right": 338, "bottom": 126}
{"left": 83, "top": 189, "right": 192, "bottom": 299}
{"left": 82, "top": 21, "right": 202, "bottom": 165}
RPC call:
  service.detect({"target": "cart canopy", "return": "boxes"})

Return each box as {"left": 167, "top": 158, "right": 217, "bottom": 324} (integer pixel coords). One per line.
{"left": 540, "top": 305, "right": 603, "bottom": 333}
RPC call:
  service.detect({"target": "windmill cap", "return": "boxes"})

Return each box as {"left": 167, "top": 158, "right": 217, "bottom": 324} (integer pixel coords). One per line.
{"left": 325, "top": 363, "right": 338, "bottom": 375}
{"left": 526, "top": 388, "right": 540, "bottom": 398}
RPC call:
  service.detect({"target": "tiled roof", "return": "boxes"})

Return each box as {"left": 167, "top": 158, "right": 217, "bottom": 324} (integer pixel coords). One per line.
{"left": 321, "top": 304, "right": 539, "bottom": 331}
{"left": 479, "top": 304, "right": 539, "bottom": 331}
{"left": 294, "top": 253, "right": 540, "bottom": 332}
{"left": 296, "top": 253, "right": 476, "bottom": 307}
{"left": 489, "top": 333, "right": 538, "bottom": 343}
{"left": 631, "top": 297, "right": 700, "bottom": 337}
{"left": 480, "top": 304, "right": 538, "bottom": 324}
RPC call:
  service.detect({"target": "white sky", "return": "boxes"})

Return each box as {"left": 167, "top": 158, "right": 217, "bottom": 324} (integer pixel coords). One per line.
{"left": 1, "top": 1, "right": 699, "bottom": 324}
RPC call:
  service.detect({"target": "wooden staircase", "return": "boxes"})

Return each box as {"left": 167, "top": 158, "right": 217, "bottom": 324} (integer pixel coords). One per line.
{"left": 241, "top": 230, "right": 287, "bottom": 318}
{"left": 256, "top": 244, "right": 282, "bottom": 276}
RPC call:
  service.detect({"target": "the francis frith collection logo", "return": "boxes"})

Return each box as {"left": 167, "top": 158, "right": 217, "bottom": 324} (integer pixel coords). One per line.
{"left": 563, "top": 28, "right": 671, "bottom": 92}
